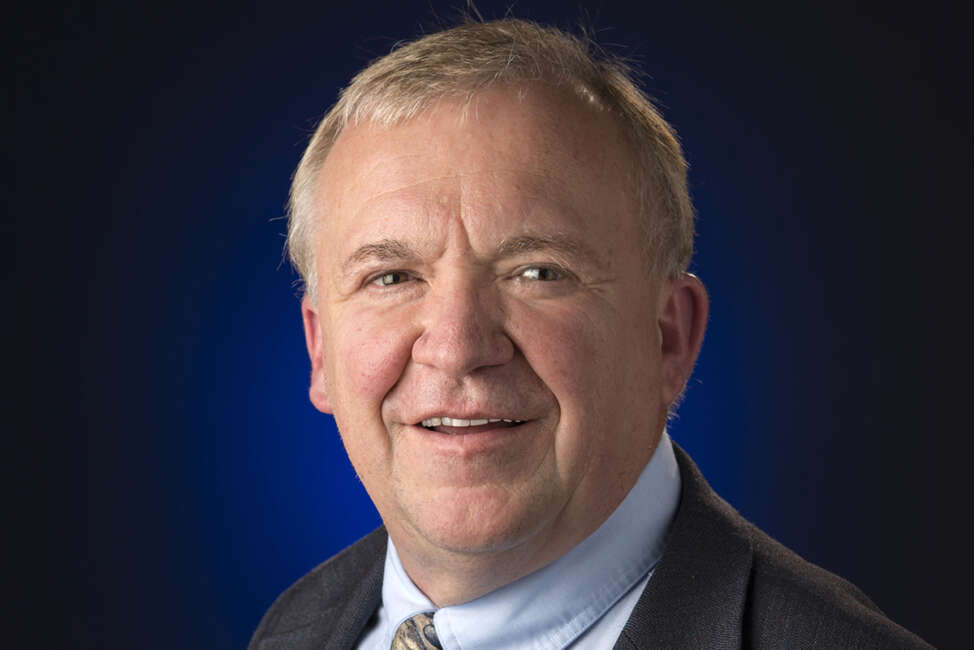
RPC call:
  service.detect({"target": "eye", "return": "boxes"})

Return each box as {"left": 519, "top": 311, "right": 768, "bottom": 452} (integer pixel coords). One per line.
{"left": 518, "top": 266, "right": 564, "bottom": 281}
{"left": 370, "top": 271, "right": 412, "bottom": 287}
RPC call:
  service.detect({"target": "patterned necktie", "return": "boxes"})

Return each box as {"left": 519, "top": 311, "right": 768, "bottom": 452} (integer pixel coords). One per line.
{"left": 391, "top": 611, "right": 442, "bottom": 649}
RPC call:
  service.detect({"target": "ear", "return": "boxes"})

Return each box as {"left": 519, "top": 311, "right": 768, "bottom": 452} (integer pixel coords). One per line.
{"left": 301, "top": 296, "right": 334, "bottom": 414}
{"left": 658, "top": 273, "right": 709, "bottom": 407}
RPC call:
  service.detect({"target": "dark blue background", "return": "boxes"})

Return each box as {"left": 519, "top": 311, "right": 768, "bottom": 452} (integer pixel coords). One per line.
{"left": 17, "top": 1, "right": 967, "bottom": 647}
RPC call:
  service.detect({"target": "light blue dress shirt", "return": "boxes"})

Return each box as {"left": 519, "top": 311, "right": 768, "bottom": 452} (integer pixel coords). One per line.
{"left": 358, "top": 432, "right": 681, "bottom": 650}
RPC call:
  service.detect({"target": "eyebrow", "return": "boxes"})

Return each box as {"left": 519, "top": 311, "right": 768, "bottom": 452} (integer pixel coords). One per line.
{"left": 495, "top": 234, "right": 596, "bottom": 262}
{"left": 339, "top": 233, "right": 600, "bottom": 280}
{"left": 340, "top": 239, "right": 419, "bottom": 279}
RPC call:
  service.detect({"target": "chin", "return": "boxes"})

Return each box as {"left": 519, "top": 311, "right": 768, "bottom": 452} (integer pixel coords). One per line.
{"left": 407, "top": 485, "right": 554, "bottom": 555}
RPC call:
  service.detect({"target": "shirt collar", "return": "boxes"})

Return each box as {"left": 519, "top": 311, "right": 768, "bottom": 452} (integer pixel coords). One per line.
{"left": 378, "top": 431, "right": 681, "bottom": 650}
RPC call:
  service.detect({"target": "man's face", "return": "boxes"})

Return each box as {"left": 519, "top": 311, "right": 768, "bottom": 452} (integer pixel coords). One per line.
{"left": 303, "top": 87, "right": 685, "bottom": 570}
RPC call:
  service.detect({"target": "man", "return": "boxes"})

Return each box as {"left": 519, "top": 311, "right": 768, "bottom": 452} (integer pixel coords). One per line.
{"left": 251, "top": 19, "right": 930, "bottom": 649}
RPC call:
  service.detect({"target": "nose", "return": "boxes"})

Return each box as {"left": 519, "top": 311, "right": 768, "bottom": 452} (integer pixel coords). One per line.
{"left": 411, "top": 278, "right": 515, "bottom": 376}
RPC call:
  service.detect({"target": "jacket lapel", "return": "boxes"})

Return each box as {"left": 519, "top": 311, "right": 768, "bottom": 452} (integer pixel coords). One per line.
{"left": 313, "top": 540, "right": 384, "bottom": 650}
{"left": 615, "top": 444, "right": 753, "bottom": 649}
{"left": 253, "top": 530, "right": 386, "bottom": 650}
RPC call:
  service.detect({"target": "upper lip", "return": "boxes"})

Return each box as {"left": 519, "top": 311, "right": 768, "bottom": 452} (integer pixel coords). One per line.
{"left": 409, "top": 409, "right": 532, "bottom": 426}
{"left": 419, "top": 416, "right": 526, "bottom": 427}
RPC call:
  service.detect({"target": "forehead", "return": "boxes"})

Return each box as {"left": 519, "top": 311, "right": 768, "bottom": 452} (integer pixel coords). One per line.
{"left": 314, "top": 86, "right": 641, "bottom": 261}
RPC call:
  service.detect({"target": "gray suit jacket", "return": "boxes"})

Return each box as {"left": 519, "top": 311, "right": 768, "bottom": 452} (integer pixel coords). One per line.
{"left": 249, "top": 445, "right": 931, "bottom": 649}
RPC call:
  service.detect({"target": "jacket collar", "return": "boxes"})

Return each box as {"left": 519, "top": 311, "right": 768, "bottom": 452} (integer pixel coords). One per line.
{"left": 253, "top": 529, "right": 386, "bottom": 650}
{"left": 614, "top": 443, "right": 753, "bottom": 649}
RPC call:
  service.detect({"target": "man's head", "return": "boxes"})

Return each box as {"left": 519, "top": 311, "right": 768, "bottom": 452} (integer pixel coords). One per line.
{"left": 295, "top": 19, "right": 708, "bottom": 605}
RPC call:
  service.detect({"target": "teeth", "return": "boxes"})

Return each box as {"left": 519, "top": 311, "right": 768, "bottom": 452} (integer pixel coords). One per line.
{"left": 421, "top": 417, "right": 525, "bottom": 428}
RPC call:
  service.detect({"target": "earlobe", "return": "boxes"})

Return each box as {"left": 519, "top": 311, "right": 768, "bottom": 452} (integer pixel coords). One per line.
{"left": 301, "top": 296, "right": 334, "bottom": 414}
{"left": 658, "top": 273, "right": 709, "bottom": 406}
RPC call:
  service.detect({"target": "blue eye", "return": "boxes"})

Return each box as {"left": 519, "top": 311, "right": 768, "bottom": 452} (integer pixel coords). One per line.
{"left": 520, "top": 266, "right": 562, "bottom": 281}
{"left": 372, "top": 271, "right": 410, "bottom": 287}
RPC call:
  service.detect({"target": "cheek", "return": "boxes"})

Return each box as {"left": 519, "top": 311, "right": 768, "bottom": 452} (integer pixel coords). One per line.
{"left": 511, "top": 300, "right": 611, "bottom": 395}
{"left": 325, "top": 310, "right": 415, "bottom": 423}
{"left": 510, "top": 294, "right": 659, "bottom": 459}
{"left": 509, "top": 301, "right": 611, "bottom": 455}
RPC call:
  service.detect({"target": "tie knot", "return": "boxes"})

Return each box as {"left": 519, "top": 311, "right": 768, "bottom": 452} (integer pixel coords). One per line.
{"left": 391, "top": 611, "right": 442, "bottom": 649}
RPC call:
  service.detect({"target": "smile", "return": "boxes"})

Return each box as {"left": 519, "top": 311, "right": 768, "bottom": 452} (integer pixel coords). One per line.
{"left": 420, "top": 417, "right": 526, "bottom": 428}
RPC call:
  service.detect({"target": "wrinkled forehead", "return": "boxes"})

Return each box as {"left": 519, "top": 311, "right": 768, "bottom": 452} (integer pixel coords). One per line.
{"left": 308, "top": 85, "right": 647, "bottom": 282}
{"left": 316, "top": 85, "right": 639, "bottom": 216}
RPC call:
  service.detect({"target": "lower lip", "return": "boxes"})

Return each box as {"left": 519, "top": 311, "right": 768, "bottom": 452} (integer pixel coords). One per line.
{"left": 408, "top": 421, "right": 530, "bottom": 455}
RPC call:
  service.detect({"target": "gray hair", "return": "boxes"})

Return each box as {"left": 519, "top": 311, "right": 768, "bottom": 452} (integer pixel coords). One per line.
{"left": 288, "top": 18, "right": 695, "bottom": 302}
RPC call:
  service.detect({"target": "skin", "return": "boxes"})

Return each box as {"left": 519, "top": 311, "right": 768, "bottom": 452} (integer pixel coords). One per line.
{"left": 301, "top": 86, "right": 708, "bottom": 606}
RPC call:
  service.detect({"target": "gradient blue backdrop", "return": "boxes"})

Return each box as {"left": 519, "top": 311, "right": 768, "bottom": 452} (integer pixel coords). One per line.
{"left": 18, "top": 1, "right": 967, "bottom": 647}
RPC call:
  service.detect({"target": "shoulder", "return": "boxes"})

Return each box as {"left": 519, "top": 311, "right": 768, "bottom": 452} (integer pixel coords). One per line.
{"left": 646, "top": 443, "right": 933, "bottom": 649}
{"left": 249, "top": 528, "right": 386, "bottom": 650}
{"left": 742, "top": 518, "right": 931, "bottom": 648}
